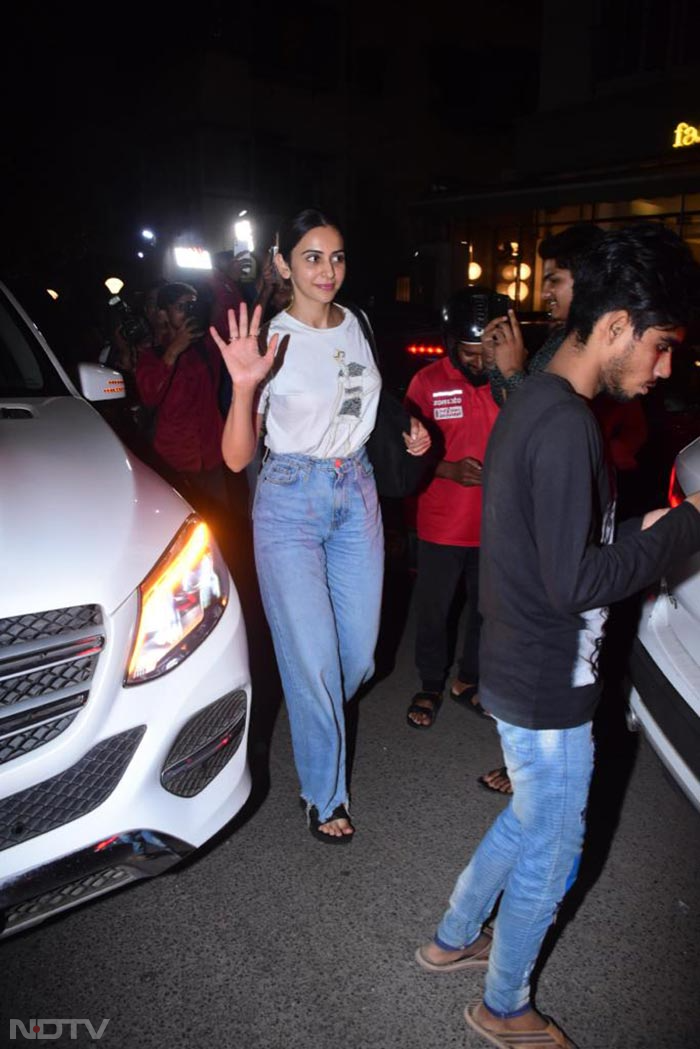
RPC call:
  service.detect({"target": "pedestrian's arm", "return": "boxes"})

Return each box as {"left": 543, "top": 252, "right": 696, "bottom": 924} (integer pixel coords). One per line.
{"left": 482, "top": 310, "right": 527, "bottom": 380}
{"left": 161, "top": 323, "right": 197, "bottom": 368}
{"left": 532, "top": 408, "right": 700, "bottom": 613}
{"left": 403, "top": 381, "right": 440, "bottom": 467}
{"left": 435, "top": 457, "right": 483, "bottom": 486}
{"left": 134, "top": 350, "right": 174, "bottom": 407}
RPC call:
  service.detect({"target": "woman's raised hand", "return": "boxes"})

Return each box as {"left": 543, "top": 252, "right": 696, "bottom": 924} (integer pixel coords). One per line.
{"left": 209, "top": 302, "right": 278, "bottom": 388}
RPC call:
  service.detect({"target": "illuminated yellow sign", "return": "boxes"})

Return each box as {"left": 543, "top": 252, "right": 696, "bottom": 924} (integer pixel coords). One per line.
{"left": 673, "top": 122, "right": 700, "bottom": 148}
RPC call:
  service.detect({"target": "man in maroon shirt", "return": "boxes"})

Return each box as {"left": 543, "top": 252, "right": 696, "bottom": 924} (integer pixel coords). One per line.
{"left": 135, "top": 282, "right": 229, "bottom": 525}
{"left": 404, "top": 288, "right": 502, "bottom": 728}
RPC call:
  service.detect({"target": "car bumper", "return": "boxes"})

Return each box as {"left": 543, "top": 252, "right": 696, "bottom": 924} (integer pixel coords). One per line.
{"left": 0, "top": 829, "right": 195, "bottom": 937}
{"left": 628, "top": 636, "right": 700, "bottom": 811}
{"left": 0, "top": 587, "right": 252, "bottom": 933}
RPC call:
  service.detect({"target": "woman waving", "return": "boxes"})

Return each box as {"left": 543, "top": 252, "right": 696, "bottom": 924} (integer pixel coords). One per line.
{"left": 211, "top": 208, "right": 429, "bottom": 843}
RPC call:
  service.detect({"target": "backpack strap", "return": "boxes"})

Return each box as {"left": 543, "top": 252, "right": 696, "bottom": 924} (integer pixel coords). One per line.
{"left": 343, "top": 302, "right": 381, "bottom": 370}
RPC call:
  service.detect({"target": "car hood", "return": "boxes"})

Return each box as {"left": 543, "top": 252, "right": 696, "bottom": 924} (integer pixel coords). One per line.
{"left": 0, "top": 397, "right": 191, "bottom": 617}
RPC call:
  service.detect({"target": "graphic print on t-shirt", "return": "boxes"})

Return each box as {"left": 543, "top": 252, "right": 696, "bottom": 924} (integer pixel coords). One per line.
{"left": 572, "top": 499, "right": 616, "bottom": 687}
{"left": 338, "top": 360, "right": 366, "bottom": 419}
{"left": 432, "top": 388, "right": 464, "bottom": 421}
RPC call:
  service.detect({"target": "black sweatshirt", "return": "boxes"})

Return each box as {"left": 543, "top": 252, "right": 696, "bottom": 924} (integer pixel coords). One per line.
{"left": 479, "top": 372, "right": 700, "bottom": 729}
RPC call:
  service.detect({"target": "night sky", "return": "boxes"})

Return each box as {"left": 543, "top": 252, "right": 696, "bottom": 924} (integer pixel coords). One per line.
{"left": 3, "top": 4, "right": 542, "bottom": 264}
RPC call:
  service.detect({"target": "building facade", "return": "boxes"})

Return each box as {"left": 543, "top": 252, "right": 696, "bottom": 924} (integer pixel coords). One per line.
{"left": 413, "top": 0, "right": 700, "bottom": 311}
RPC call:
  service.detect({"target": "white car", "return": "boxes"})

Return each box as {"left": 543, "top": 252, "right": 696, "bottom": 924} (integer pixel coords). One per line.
{"left": 628, "top": 435, "right": 700, "bottom": 811}
{"left": 0, "top": 282, "right": 252, "bottom": 936}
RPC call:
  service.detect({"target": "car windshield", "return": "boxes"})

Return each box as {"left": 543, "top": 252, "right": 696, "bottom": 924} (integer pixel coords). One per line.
{"left": 0, "top": 288, "right": 69, "bottom": 397}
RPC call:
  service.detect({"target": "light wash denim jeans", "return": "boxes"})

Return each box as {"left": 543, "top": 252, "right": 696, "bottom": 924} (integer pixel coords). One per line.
{"left": 435, "top": 719, "right": 594, "bottom": 1016}
{"left": 253, "top": 448, "right": 384, "bottom": 822}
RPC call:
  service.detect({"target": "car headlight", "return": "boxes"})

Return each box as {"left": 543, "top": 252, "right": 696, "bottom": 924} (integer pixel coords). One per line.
{"left": 125, "top": 515, "right": 229, "bottom": 685}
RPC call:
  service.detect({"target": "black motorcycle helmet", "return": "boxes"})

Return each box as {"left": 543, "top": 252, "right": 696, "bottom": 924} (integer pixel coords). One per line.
{"left": 441, "top": 286, "right": 512, "bottom": 344}
{"left": 441, "top": 285, "right": 511, "bottom": 384}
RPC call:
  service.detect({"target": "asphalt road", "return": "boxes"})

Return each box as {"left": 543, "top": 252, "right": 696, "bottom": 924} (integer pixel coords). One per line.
{"left": 2, "top": 541, "right": 699, "bottom": 1049}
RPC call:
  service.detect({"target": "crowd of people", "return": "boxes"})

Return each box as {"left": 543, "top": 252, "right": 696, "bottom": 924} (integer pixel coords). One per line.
{"left": 98, "top": 246, "right": 292, "bottom": 531}
{"left": 97, "top": 211, "right": 700, "bottom": 1049}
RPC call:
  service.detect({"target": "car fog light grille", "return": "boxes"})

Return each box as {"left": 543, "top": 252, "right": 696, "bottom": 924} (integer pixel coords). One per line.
{"left": 161, "top": 690, "right": 247, "bottom": 798}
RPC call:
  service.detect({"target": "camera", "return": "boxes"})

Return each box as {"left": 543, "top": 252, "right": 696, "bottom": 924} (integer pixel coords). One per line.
{"left": 108, "top": 295, "right": 151, "bottom": 347}
{"left": 182, "top": 298, "right": 211, "bottom": 330}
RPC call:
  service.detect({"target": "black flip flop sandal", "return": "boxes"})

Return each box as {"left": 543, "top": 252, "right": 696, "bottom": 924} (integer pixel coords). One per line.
{"left": 406, "top": 691, "right": 443, "bottom": 729}
{"left": 450, "top": 684, "right": 492, "bottom": 719}
{"left": 306, "top": 803, "right": 355, "bottom": 844}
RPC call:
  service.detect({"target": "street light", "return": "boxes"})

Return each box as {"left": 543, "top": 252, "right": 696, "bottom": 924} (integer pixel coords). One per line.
{"left": 174, "top": 246, "right": 212, "bottom": 270}
{"left": 104, "top": 277, "right": 124, "bottom": 295}
{"left": 467, "top": 243, "right": 482, "bottom": 283}
{"left": 234, "top": 219, "right": 254, "bottom": 254}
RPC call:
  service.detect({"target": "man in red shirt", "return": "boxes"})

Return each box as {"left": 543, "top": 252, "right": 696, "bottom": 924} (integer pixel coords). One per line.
{"left": 135, "top": 282, "right": 228, "bottom": 526}
{"left": 404, "top": 289, "right": 502, "bottom": 728}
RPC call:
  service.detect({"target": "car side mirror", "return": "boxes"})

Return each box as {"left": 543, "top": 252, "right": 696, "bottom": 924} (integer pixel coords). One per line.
{"left": 77, "top": 362, "right": 126, "bottom": 402}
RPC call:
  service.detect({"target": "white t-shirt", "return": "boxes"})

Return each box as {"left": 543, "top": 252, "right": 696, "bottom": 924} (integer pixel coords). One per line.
{"left": 257, "top": 306, "right": 382, "bottom": 458}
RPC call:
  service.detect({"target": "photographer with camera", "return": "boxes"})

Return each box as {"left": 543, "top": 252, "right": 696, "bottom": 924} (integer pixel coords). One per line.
{"left": 97, "top": 291, "right": 162, "bottom": 462}
{"left": 134, "top": 282, "right": 230, "bottom": 527}
{"left": 102, "top": 292, "right": 154, "bottom": 374}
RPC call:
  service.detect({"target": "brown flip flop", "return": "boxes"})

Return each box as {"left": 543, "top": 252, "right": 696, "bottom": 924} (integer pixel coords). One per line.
{"left": 464, "top": 1003, "right": 578, "bottom": 1048}
{"left": 414, "top": 928, "right": 492, "bottom": 972}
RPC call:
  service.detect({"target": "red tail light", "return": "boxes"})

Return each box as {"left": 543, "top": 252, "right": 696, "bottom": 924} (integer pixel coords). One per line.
{"left": 406, "top": 344, "right": 445, "bottom": 357}
{"left": 668, "top": 464, "right": 685, "bottom": 507}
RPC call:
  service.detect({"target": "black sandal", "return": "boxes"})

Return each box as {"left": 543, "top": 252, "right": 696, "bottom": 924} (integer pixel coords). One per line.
{"left": 450, "top": 683, "right": 492, "bottom": 719}
{"left": 406, "top": 691, "right": 443, "bottom": 729}
{"left": 305, "top": 802, "right": 355, "bottom": 844}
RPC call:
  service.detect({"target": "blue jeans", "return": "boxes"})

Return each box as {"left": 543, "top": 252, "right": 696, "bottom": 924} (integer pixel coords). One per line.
{"left": 253, "top": 448, "right": 384, "bottom": 821}
{"left": 435, "top": 719, "right": 594, "bottom": 1016}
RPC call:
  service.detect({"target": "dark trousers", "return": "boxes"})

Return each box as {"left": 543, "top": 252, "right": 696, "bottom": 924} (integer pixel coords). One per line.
{"left": 177, "top": 464, "right": 236, "bottom": 549}
{"left": 414, "top": 539, "right": 480, "bottom": 693}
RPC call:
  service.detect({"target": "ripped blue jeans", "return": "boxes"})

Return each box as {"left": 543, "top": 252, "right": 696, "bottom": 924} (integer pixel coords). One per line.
{"left": 253, "top": 448, "right": 384, "bottom": 822}
{"left": 435, "top": 719, "right": 594, "bottom": 1016}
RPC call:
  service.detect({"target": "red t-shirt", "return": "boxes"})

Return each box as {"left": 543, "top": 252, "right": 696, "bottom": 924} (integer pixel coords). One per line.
{"left": 135, "top": 338, "right": 224, "bottom": 473}
{"left": 405, "top": 358, "right": 499, "bottom": 546}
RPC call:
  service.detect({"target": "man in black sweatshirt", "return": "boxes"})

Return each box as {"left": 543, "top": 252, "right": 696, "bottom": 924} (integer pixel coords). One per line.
{"left": 414, "top": 224, "right": 700, "bottom": 1049}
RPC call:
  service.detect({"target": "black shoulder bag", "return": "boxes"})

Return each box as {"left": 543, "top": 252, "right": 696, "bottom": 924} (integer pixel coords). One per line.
{"left": 345, "top": 303, "right": 434, "bottom": 499}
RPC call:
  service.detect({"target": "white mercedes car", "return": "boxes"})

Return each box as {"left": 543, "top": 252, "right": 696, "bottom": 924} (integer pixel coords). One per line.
{"left": 628, "top": 435, "right": 700, "bottom": 811}
{"left": 0, "top": 281, "right": 252, "bottom": 936}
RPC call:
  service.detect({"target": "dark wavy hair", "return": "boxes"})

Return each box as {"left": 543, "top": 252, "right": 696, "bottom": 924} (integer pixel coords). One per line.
{"left": 278, "top": 208, "right": 342, "bottom": 260}
{"left": 566, "top": 223, "right": 700, "bottom": 342}
{"left": 537, "top": 224, "right": 604, "bottom": 279}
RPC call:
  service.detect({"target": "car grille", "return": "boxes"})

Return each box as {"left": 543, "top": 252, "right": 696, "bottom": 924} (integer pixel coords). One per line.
{"left": 0, "top": 726, "right": 146, "bottom": 852}
{"left": 0, "top": 605, "right": 105, "bottom": 765}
